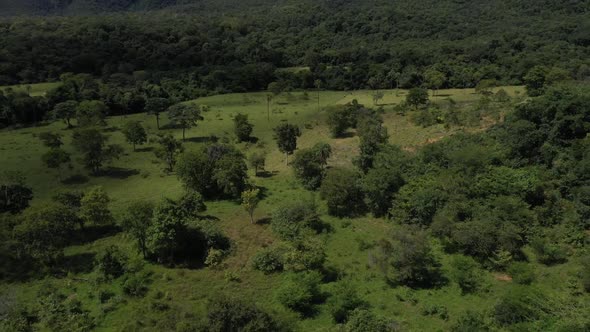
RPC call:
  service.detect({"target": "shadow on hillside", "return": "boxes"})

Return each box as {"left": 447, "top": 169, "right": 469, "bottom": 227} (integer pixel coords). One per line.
{"left": 255, "top": 217, "right": 271, "bottom": 225}
{"left": 255, "top": 170, "right": 277, "bottom": 178}
{"left": 98, "top": 167, "right": 139, "bottom": 179}
{"left": 62, "top": 174, "right": 89, "bottom": 185}
{"left": 60, "top": 252, "right": 96, "bottom": 275}
{"left": 185, "top": 136, "right": 215, "bottom": 144}
{"left": 136, "top": 146, "right": 154, "bottom": 152}
{"left": 71, "top": 224, "right": 121, "bottom": 245}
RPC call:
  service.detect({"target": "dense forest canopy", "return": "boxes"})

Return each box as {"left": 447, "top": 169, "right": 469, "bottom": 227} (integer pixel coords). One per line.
{"left": 0, "top": 0, "right": 588, "bottom": 91}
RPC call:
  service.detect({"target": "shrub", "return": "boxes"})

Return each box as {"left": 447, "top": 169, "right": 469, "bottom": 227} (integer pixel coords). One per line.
{"left": 283, "top": 237, "right": 326, "bottom": 272}
{"left": 328, "top": 282, "right": 365, "bottom": 323}
{"left": 345, "top": 309, "right": 391, "bottom": 332}
{"left": 122, "top": 271, "right": 151, "bottom": 297}
{"left": 207, "top": 296, "right": 282, "bottom": 332}
{"left": 421, "top": 304, "right": 449, "bottom": 321}
{"left": 320, "top": 168, "right": 366, "bottom": 218}
{"left": 451, "top": 310, "right": 491, "bottom": 332}
{"left": 271, "top": 200, "right": 322, "bottom": 240}
{"left": 276, "top": 272, "right": 323, "bottom": 315}
{"left": 251, "top": 246, "right": 285, "bottom": 274}
{"left": 531, "top": 237, "right": 567, "bottom": 265}
{"left": 508, "top": 262, "right": 536, "bottom": 285}
{"left": 95, "top": 245, "right": 127, "bottom": 280}
{"left": 450, "top": 255, "right": 482, "bottom": 294}
{"left": 493, "top": 286, "right": 551, "bottom": 326}
{"left": 205, "top": 249, "right": 227, "bottom": 268}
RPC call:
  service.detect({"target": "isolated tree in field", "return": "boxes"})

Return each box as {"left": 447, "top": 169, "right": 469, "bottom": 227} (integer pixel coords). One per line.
{"left": 167, "top": 103, "right": 204, "bottom": 140}
{"left": 424, "top": 69, "right": 446, "bottom": 96}
{"left": 72, "top": 128, "right": 123, "bottom": 174}
{"left": 13, "top": 203, "right": 77, "bottom": 266}
{"left": 38, "top": 132, "right": 63, "bottom": 148}
{"left": 248, "top": 151, "right": 266, "bottom": 176}
{"left": 356, "top": 112, "right": 388, "bottom": 172}
{"left": 80, "top": 186, "right": 114, "bottom": 227}
{"left": 146, "top": 199, "right": 188, "bottom": 264}
{"left": 233, "top": 113, "right": 253, "bottom": 142}
{"left": 320, "top": 168, "right": 365, "bottom": 217}
{"left": 326, "top": 103, "right": 358, "bottom": 137}
{"left": 372, "top": 91, "right": 384, "bottom": 106}
{"left": 0, "top": 172, "right": 33, "bottom": 214}
{"left": 122, "top": 121, "right": 147, "bottom": 151}
{"left": 51, "top": 100, "right": 78, "bottom": 128}
{"left": 241, "top": 188, "right": 261, "bottom": 224}
{"left": 41, "top": 148, "right": 70, "bottom": 180}
{"left": 273, "top": 123, "right": 301, "bottom": 165}
{"left": 406, "top": 88, "right": 429, "bottom": 109}
{"left": 121, "top": 200, "right": 155, "bottom": 258}
{"left": 213, "top": 150, "right": 249, "bottom": 199}
{"left": 76, "top": 100, "right": 108, "bottom": 126}
{"left": 145, "top": 97, "right": 170, "bottom": 130}
{"left": 154, "top": 133, "right": 183, "bottom": 172}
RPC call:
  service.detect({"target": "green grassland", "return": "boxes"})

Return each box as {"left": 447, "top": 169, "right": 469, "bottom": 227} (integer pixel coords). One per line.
{"left": 5, "top": 86, "right": 584, "bottom": 331}
{"left": 0, "top": 82, "right": 62, "bottom": 97}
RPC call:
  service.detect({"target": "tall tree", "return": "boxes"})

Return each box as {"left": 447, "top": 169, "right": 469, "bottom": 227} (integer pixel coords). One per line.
{"left": 51, "top": 100, "right": 78, "bottom": 128}
{"left": 41, "top": 148, "right": 71, "bottom": 180}
{"left": 154, "top": 134, "right": 184, "bottom": 173}
{"left": 72, "top": 128, "right": 123, "bottom": 174}
{"left": 80, "top": 186, "right": 114, "bottom": 227}
{"left": 121, "top": 121, "right": 147, "bottom": 151}
{"left": 167, "top": 103, "right": 203, "bottom": 140}
{"left": 145, "top": 97, "right": 170, "bottom": 130}
{"left": 233, "top": 113, "right": 253, "bottom": 142}
{"left": 76, "top": 100, "right": 108, "bottom": 126}
{"left": 121, "top": 200, "right": 155, "bottom": 258}
{"left": 241, "top": 188, "right": 261, "bottom": 224}
{"left": 273, "top": 123, "right": 301, "bottom": 165}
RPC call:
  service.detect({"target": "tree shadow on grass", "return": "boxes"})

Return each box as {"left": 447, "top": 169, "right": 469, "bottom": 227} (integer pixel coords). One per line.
{"left": 136, "top": 146, "right": 154, "bottom": 152}
{"left": 98, "top": 167, "right": 139, "bottom": 179}
{"left": 255, "top": 170, "right": 277, "bottom": 178}
{"left": 59, "top": 252, "right": 96, "bottom": 275}
{"left": 255, "top": 217, "right": 271, "bottom": 225}
{"left": 71, "top": 224, "right": 121, "bottom": 245}
{"left": 185, "top": 136, "right": 215, "bottom": 144}
{"left": 61, "top": 174, "right": 89, "bottom": 185}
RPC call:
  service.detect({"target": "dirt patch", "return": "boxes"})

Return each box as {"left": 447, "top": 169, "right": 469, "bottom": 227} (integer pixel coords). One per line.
{"left": 494, "top": 273, "right": 513, "bottom": 282}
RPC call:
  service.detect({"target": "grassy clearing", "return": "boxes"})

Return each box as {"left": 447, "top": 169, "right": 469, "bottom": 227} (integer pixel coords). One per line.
{"left": 0, "top": 82, "right": 62, "bottom": 96}
{"left": 4, "top": 86, "right": 579, "bottom": 331}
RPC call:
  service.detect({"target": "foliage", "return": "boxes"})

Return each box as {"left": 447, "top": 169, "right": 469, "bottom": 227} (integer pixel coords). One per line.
{"left": 271, "top": 200, "right": 322, "bottom": 240}
{"left": 234, "top": 113, "right": 253, "bottom": 142}
{"left": 326, "top": 101, "right": 361, "bottom": 138}
{"left": 95, "top": 245, "right": 127, "bottom": 280}
{"left": 328, "top": 282, "right": 365, "bottom": 323}
{"left": 320, "top": 168, "right": 365, "bottom": 218}
{"left": 80, "top": 186, "right": 114, "bottom": 227}
{"left": 241, "top": 188, "right": 261, "bottom": 224}
{"left": 121, "top": 120, "right": 147, "bottom": 151}
{"left": 345, "top": 309, "right": 391, "bottom": 332}
{"left": 248, "top": 151, "right": 266, "bottom": 176}
{"left": 276, "top": 271, "right": 323, "bottom": 315}
{"left": 493, "top": 286, "right": 552, "bottom": 326}
{"left": 38, "top": 132, "right": 63, "bottom": 148}
{"left": 450, "top": 255, "right": 482, "bottom": 294}
{"left": 355, "top": 110, "right": 388, "bottom": 172}
{"left": 0, "top": 173, "right": 33, "bottom": 214}
{"left": 508, "top": 262, "right": 536, "bottom": 285}
{"left": 273, "top": 123, "right": 301, "bottom": 164}
{"left": 362, "top": 145, "right": 406, "bottom": 217}
{"left": 376, "top": 226, "right": 443, "bottom": 288}
{"left": 291, "top": 142, "right": 332, "bottom": 190}
{"left": 144, "top": 97, "right": 170, "bottom": 129}
{"left": 120, "top": 200, "right": 155, "bottom": 258}
{"left": 154, "top": 133, "right": 183, "bottom": 172}
{"left": 145, "top": 199, "right": 190, "bottom": 265}
{"left": 167, "top": 103, "right": 203, "bottom": 140}
{"left": 71, "top": 128, "right": 123, "bottom": 174}
{"left": 41, "top": 148, "right": 70, "bottom": 175}
{"left": 251, "top": 246, "right": 286, "bottom": 274}
{"left": 51, "top": 100, "right": 78, "bottom": 128}
{"left": 76, "top": 100, "right": 107, "bottom": 126}
{"left": 207, "top": 296, "right": 282, "bottom": 332}
{"left": 451, "top": 310, "right": 491, "bottom": 332}
{"left": 406, "top": 88, "right": 429, "bottom": 109}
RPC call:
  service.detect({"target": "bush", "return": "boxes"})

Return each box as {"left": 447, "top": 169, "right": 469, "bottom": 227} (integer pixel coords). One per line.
{"left": 320, "top": 168, "right": 366, "bottom": 218}
{"left": 95, "top": 246, "right": 127, "bottom": 280}
{"left": 204, "top": 249, "right": 227, "bottom": 268}
{"left": 328, "top": 282, "right": 365, "bottom": 323}
{"left": 345, "top": 309, "right": 391, "bottom": 332}
{"left": 271, "top": 200, "right": 322, "bottom": 240}
{"left": 508, "top": 262, "right": 536, "bottom": 285}
{"left": 276, "top": 271, "right": 323, "bottom": 316}
{"left": 207, "top": 296, "right": 282, "bottom": 332}
{"left": 451, "top": 310, "right": 491, "bottom": 332}
{"left": 581, "top": 256, "right": 590, "bottom": 293}
{"left": 531, "top": 237, "right": 567, "bottom": 265}
{"left": 450, "top": 255, "right": 482, "bottom": 294}
{"left": 283, "top": 237, "right": 326, "bottom": 272}
{"left": 493, "top": 286, "right": 551, "bottom": 326}
{"left": 251, "top": 246, "right": 285, "bottom": 274}
{"left": 421, "top": 304, "right": 449, "bottom": 321}
{"left": 122, "top": 271, "right": 151, "bottom": 297}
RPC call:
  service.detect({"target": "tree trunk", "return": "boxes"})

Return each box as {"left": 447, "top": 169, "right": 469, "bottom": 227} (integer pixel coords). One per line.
{"left": 250, "top": 212, "right": 254, "bottom": 224}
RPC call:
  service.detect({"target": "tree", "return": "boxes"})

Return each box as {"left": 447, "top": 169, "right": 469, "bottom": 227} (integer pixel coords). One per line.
{"left": 271, "top": 200, "right": 322, "bottom": 240}
{"left": 524, "top": 66, "right": 547, "bottom": 97}
{"left": 424, "top": 69, "right": 446, "bottom": 96}
{"left": 0, "top": 172, "right": 33, "bottom": 214}
{"left": 233, "top": 113, "right": 253, "bottom": 142}
{"left": 346, "top": 309, "right": 390, "bottom": 332}
{"left": 41, "top": 148, "right": 70, "bottom": 179}
{"left": 95, "top": 245, "right": 127, "bottom": 280}
{"left": 38, "top": 132, "right": 63, "bottom": 148}
{"left": 13, "top": 203, "right": 77, "bottom": 266}
{"left": 76, "top": 100, "right": 107, "bottom": 126}
{"left": 276, "top": 271, "right": 323, "bottom": 315}
{"left": 51, "top": 100, "right": 78, "bottom": 128}
{"left": 212, "top": 150, "right": 249, "bottom": 199}
{"left": 320, "top": 168, "right": 365, "bottom": 217}
{"left": 241, "top": 188, "right": 261, "bottom": 224}
{"left": 273, "top": 123, "right": 301, "bottom": 165}
{"left": 371, "top": 91, "right": 384, "bottom": 106}
{"left": 80, "top": 186, "right": 113, "bottom": 227}
{"left": 120, "top": 200, "right": 155, "bottom": 258}
{"left": 154, "top": 133, "right": 183, "bottom": 173}
{"left": 292, "top": 143, "right": 332, "bottom": 190}
{"left": 356, "top": 112, "right": 388, "bottom": 172}
{"left": 406, "top": 88, "right": 429, "bottom": 109}
{"left": 145, "top": 97, "right": 170, "bottom": 130}
{"left": 363, "top": 165, "right": 404, "bottom": 217}
{"left": 376, "top": 225, "right": 443, "bottom": 288}
{"left": 328, "top": 282, "right": 365, "bottom": 323}
{"left": 167, "top": 103, "right": 203, "bottom": 140}
{"left": 207, "top": 296, "right": 281, "bottom": 332}
{"left": 72, "top": 128, "right": 123, "bottom": 174}
{"left": 121, "top": 121, "right": 147, "bottom": 151}
{"left": 450, "top": 255, "right": 482, "bottom": 294}
{"left": 248, "top": 151, "right": 266, "bottom": 176}
{"left": 146, "top": 199, "right": 188, "bottom": 264}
